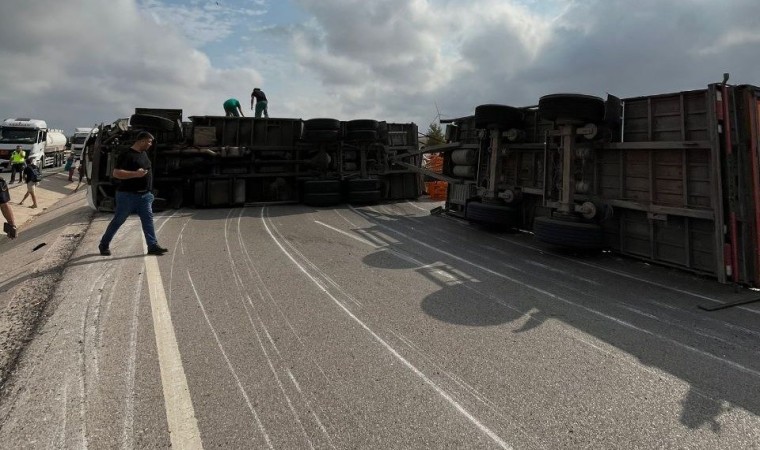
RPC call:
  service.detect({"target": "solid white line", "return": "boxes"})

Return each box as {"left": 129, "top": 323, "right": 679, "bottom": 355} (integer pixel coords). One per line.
{"left": 263, "top": 208, "right": 512, "bottom": 449}
{"left": 145, "top": 256, "right": 203, "bottom": 449}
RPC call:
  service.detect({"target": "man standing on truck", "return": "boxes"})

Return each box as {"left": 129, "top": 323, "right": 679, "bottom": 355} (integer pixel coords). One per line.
{"left": 98, "top": 131, "right": 168, "bottom": 256}
{"left": 9, "top": 146, "right": 26, "bottom": 184}
{"left": 251, "top": 88, "right": 269, "bottom": 118}
{"left": 223, "top": 98, "right": 245, "bottom": 117}
{"left": 0, "top": 178, "right": 18, "bottom": 239}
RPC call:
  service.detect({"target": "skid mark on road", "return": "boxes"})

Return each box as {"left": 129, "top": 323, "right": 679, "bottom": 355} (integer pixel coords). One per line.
{"left": 186, "top": 270, "right": 270, "bottom": 449}
{"left": 121, "top": 271, "right": 144, "bottom": 450}
{"left": 263, "top": 207, "right": 514, "bottom": 450}
{"left": 349, "top": 205, "right": 760, "bottom": 380}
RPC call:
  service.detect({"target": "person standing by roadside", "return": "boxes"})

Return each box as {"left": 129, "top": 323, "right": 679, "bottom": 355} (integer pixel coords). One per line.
{"left": 64, "top": 153, "right": 76, "bottom": 181}
{"left": 98, "top": 131, "right": 168, "bottom": 256}
{"left": 223, "top": 98, "right": 245, "bottom": 117}
{"left": 251, "top": 88, "right": 269, "bottom": 118}
{"left": 0, "top": 178, "right": 18, "bottom": 239}
{"left": 9, "top": 146, "right": 26, "bottom": 184}
{"left": 19, "top": 158, "right": 40, "bottom": 209}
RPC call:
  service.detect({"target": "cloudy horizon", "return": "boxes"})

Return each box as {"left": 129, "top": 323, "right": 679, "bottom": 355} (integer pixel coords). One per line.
{"left": 1, "top": 0, "right": 759, "bottom": 136}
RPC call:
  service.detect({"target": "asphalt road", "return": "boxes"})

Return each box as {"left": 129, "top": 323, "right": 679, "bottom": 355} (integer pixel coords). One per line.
{"left": 0, "top": 200, "right": 758, "bottom": 448}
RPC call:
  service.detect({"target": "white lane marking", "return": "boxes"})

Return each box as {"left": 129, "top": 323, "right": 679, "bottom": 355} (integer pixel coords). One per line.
{"left": 145, "top": 257, "right": 203, "bottom": 450}
{"left": 349, "top": 206, "right": 760, "bottom": 379}
{"left": 405, "top": 200, "right": 431, "bottom": 212}
{"left": 263, "top": 208, "right": 513, "bottom": 450}
{"left": 121, "top": 271, "right": 144, "bottom": 450}
{"left": 186, "top": 271, "right": 272, "bottom": 449}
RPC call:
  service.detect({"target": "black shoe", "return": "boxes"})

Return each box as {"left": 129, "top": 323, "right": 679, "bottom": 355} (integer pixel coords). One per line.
{"left": 147, "top": 245, "right": 168, "bottom": 255}
{"left": 98, "top": 244, "right": 111, "bottom": 256}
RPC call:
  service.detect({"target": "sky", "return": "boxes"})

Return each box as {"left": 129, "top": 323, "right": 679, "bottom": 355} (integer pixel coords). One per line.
{"left": 1, "top": 0, "right": 759, "bottom": 136}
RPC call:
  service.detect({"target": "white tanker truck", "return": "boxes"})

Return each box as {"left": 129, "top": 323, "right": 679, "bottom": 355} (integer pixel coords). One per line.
{"left": 0, "top": 118, "right": 67, "bottom": 169}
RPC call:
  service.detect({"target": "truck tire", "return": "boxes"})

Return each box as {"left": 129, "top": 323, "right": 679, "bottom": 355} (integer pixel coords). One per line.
{"left": 465, "top": 201, "right": 517, "bottom": 227}
{"left": 538, "top": 94, "right": 605, "bottom": 123}
{"left": 304, "top": 192, "right": 342, "bottom": 206}
{"left": 347, "top": 179, "right": 382, "bottom": 192}
{"left": 451, "top": 148, "right": 478, "bottom": 165}
{"left": 302, "top": 129, "right": 339, "bottom": 143}
{"left": 452, "top": 165, "right": 476, "bottom": 178}
{"left": 346, "top": 120, "right": 378, "bottom": 131}
{"left": 347, "top": 190, "right": 382, "bottom": 204}
{"left": 474, "top": 104, "right": 523, "bottom": 130}
{"left": 304, "top": 118, "right": 341, "bottom": 131}
{"left": 533, "top": 215, "right": 604, "bottom": 249}
{"left": 130, "top": 114, "right": 175, "bottom": 131}
{"left": 304, "top": 179, "right": 341, "bottom": 194}
{"left": 345, "top": 130, "right": 378, "bottom": 142}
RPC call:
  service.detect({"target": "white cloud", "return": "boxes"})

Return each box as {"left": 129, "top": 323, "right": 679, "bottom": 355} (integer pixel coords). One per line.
{"left": 1, "top": 0, "right": 759, "bottom": 136}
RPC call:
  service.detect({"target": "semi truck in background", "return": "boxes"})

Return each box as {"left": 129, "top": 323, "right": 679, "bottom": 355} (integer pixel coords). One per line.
{"left": 70, "top": 127, "right": 97, "bottom": 158}
{"left": 0, "top": 118, "right": 67, "bottom": 169}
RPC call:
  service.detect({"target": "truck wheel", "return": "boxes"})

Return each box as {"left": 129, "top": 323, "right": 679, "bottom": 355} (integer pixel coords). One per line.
{"left": 304, "top": 118, "right": 341, "bottom": 131}
{"left": 465, "top": 201, "right": 517, "bottom": 227}
{"left": 538, "top": 94, "right": 605, "bottom": 123}
{"left": 451, "top": 149, "right": 478, "bottom": 165}
{"left": 474, "top": 104, "right": 523, "bottom": 130}
{"left": 304, "top": 179, "right": 341, "bottom": 194}
{"left": 346, "top": 120, "right": 378, "bottom": 131}
{"left": 533, "top": 215, "right": 604, "bottom": 249}
{"left": 302, "top": 129, "right": 339, "bottom": 143}
{"left": 347, "top": 190, "right": 381, "bottom": 204}
{"left": 130, "top": 114, "right": 175, "bottom": 131}
{"left": 304, "top": 192, "right": 342, "bottom": 206}
{"left": 347, "top": 178, "right": 382, "bottom": 192}
{"left": 345, "top": 130, "right": 378, "bottom": 142}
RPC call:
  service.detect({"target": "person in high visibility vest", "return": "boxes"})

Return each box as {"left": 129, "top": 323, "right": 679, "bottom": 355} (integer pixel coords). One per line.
{"left": 9, "top": 146, "right": 26, "bottom": 184}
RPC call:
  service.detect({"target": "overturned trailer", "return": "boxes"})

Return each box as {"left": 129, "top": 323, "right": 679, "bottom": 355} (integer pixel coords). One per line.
{"left": 87, "top": 109, "right": 422, "bottom": 212}
{"left": 423, "top": 79, "right": 760, "bottom": 287}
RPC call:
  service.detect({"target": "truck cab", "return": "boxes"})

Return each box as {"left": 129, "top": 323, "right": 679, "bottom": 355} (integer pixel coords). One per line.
{"left": 71, "top": 127, "right": 97, "bottom": 159}
{"left": 0, "top": 118, "right": 66, "bottom": 168}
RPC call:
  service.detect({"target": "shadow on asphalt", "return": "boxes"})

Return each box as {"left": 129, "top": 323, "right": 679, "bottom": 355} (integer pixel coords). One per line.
{"left": 352, "top": 205, "right": 760, "bottom": 434}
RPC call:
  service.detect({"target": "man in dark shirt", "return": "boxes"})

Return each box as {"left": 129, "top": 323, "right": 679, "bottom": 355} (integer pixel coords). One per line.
{"left": 250, "top": 88, "right": 269, "bottom": 118}
{"left": 98, "top": 131, "right": 167, "bottom": 256}
{"left": 0, "top": 178, "right": 18, "bottom": 239}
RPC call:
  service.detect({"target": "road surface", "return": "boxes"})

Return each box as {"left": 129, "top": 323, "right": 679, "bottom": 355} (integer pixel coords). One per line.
{"left": 0, "top": 200, "right": 758, "bottom": 448}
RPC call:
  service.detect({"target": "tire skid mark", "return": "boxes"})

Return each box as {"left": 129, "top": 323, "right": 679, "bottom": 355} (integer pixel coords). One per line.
{"left": 168, "top": 215, "right": 193, "bottom": 310}
{"left": 121, "top": 271, "right": 144, "bottom": 450}
{"left": 230, "top": 210, "right": 338, "bottom": 446}
{"left": 385, "top": 203, "right": 760, "bottom": 343}
{"left": 349, "top": 205, "right": 760, "bottom": 380}
{"left": 368, "top": 204, "right": 755, "bottom": 343}
{"left": 265, "top": 216, "right": 363, "bottom": 309}
{"left": 221, "top": 212, "right": 316, "bottom": 449}
{"left": 254, "top": 313, "right": 336, "bottom": 449}
{"left": 493, "top": 234, "right": 760, "bottom": 316}
{"left": 186, "top": 270, "right": 273, "bottom": 449}
{"left": 262, "top": 207, "right": 514, "bottom": 450}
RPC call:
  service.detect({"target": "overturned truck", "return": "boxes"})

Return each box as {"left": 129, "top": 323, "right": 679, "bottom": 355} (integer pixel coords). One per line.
{"left": 87, "top": 110, "right": 422, "bottom": 211}
{"left": 425, "top": 79, "right": 760, "bottom": 287}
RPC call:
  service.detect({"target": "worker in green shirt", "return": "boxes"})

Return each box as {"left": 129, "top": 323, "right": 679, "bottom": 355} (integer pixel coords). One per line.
{"left": 9, "top": 146, "right": 26, "bottom": 184}
{"left": 223, "top": 98, "right": 244, "bottom": 117}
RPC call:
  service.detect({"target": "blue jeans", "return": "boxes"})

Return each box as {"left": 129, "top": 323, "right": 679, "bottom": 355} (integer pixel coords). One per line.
{"left": 100, "top": 191, "right": 158, "bottom": 248}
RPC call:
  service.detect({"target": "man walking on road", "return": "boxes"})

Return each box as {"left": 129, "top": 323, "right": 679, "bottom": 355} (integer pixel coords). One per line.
{"left": 223, "top": 98, "right": 245, "bottom": 117}
{"left": 98, "top": 131, "right": 168, "bottom": 256}
{"left": 251, "top": 88, "right": 269, "bottom": 118}
{"left": 9, "top": 146, "right": 26, "bottom": 184}
{"left": 0, "top": 178, "right": 18, "bottom": 239}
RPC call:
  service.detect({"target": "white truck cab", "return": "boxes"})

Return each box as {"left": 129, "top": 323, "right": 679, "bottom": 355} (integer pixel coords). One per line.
{"left": 71, "top": 127, "right": 97, "bottom": 159}
{"left": 0, "top": 118, "right": 67, "bottom": 169}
